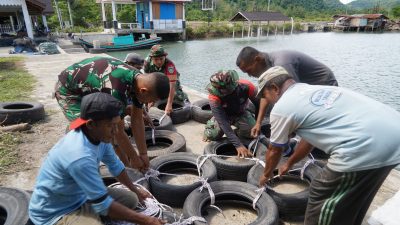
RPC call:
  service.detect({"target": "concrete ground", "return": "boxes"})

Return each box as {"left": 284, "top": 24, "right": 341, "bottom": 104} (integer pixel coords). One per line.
{"left": 0, "top": 45, "right": 399, "bottom": 225}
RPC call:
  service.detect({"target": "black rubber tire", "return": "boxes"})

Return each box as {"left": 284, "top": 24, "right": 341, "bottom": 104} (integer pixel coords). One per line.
{"left": 204, "top": 138, "right": 264, "bottom": 181}
{"left": 191, "top": 99, "right": 213, "bottom": 124}
{"left": 144, "top": 130, "right": 186, "bottom": 158}
{"left": 0, "top": 102, "right": 45, "bottom": 125}
{"left": 183, "top": 180, "right": 279, "bottom": 225}
{"left": 149, "top": 152, "right": 218, "bottom": 207}
{"left": 100, "top": 166, "right": 149, "bottom": 190}
{"left": 89, "top": 48, "right": 107, "bottom": 54}
{"left": 154, "top": 100, "right": 191, "bottom": 124}
{"left": 145, "top": 109, "right": 174, "bottom": 131}
{"left": 247, "top": 162, "right": 322, "bottom": 221}
{"left": 311, "top": 148, "right": 330, "bottom": 159}
{"left": 0, "top": 187, "right": 31, "bottom": 225}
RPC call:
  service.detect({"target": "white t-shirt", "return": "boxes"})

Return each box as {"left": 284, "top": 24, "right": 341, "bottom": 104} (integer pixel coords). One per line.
{"left": 270, "top": 83, "right": 400, "bottom": 172}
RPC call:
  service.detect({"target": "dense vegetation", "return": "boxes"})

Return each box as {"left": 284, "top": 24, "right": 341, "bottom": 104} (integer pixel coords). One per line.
{"left": 46, "top": 0, "right": 400, "bottom": 32}
{"left": 348, "top": 0, "right": 400, "bottom": 10}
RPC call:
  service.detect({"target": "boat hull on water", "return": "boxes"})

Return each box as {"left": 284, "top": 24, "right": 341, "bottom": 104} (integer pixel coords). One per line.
{"left": 79, "top": 37, "right": 162, "bottom": 52}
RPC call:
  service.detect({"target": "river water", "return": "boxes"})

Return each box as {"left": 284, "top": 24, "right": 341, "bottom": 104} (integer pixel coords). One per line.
{"left": 108, "top": 32, "right": 400, "bottom": 111}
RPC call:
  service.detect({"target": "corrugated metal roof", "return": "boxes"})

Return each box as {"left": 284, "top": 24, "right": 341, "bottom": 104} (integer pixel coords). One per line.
{"left": 229, "top": 11, "right": 290, "bottom": 22}
{"left": 333, "top": 14, "right": 388, "bottom": 20}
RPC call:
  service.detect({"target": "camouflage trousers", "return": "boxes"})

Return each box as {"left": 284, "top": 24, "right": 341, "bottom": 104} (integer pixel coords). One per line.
{"left": 174, "top": 80, "right": 189, "bottom": 102}
{"left": 204, "top": 111, "right": 256, "bottom": 141}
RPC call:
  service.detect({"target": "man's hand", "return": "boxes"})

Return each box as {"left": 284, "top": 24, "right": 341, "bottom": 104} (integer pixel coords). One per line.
{"left": 139, "top": 154, "right": 150, "bottom": 172}
{"left": 143, "top": 216, "right": 167, "bottom": 225}
{"left": 278, "top": 162, "right": 291, "bottom": 177}
{"left": 259, "top": 172, "right": 273, "bottom": 187}
{"left": 251, "top": 123, "right": 261, "bottom": 138}
{"left": 147, "top": 102, "right": 155, "bottom": 110}
{"left": 236, "top": 146, "right": 253, "bottom": 158}
{"left": 143, "top": 111, "right": 154, "bottom": 129}
{"left": 130, "top": 156, "right": 145, "bottom": 171}
{"left": 133, "top": 185, "right": 153, "bottom": 204}
{"left": 165, "top": 103, "right": 173, "bottom": 115}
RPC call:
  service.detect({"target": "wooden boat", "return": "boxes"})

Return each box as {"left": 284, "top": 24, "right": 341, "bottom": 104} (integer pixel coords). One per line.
{"left": 79, "top": 35, "right": 162, "bottom": 52}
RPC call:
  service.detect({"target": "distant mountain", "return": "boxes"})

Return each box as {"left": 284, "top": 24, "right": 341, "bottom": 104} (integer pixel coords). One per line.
{"left": 272, "top": 0, "right": 345, "bottom": 11}
{"left": 347, "top": 0, "right": 400, "bottom": 9}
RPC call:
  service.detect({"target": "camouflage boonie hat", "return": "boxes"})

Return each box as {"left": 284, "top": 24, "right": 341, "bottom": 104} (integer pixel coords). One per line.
{"left": 206, "top": 70, "right": 239, "bottom": 97}
{"left": 149, "top": 44, "right": 167, "bottom": 57}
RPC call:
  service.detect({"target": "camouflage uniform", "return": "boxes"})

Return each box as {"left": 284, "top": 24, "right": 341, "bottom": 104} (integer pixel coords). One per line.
{"left": 204, "top": 70, "right": 257, "bottom": 148}
{"left": 55, "top": 56, "right": 142, "bottom": 121}
{"left": 143, "top": 45, "right": 188, "bottom": 102}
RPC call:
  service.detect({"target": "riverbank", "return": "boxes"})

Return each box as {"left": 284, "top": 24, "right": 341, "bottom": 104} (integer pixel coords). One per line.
{"left": 0, "top": 50, "right": 399, "bottom": 225}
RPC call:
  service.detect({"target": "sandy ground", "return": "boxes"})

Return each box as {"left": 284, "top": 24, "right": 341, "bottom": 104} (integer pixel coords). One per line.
{"left": 0, "top": 47, "right": 399, "bottom": 225}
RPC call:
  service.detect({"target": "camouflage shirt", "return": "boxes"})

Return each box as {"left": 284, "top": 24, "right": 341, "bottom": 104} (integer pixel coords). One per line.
{"left": 56, "top": 56, "right": 142, "bottom": 108}
{"left": 143, "top": 57, "right": 179, "bottom": 83}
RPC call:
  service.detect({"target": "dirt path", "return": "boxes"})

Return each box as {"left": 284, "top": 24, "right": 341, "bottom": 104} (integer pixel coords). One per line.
{"left": 0, "top": 53, "right": 94, "bottom": 189}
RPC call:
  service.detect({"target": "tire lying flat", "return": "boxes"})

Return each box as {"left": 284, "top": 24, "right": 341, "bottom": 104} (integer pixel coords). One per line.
{"left": 0, "top": 102, "right": 45, "bottom": 125}
{"left": 183, "top": 180, "right": 279, "bottom": 225}
{"left": 143, "top": 130, "right": 186, "bottom": 159}
{"left": 154, "top": 100, "right": 191, "bottom": 124}
{"left": 191, "top": 99, "right": 213, "bottom": 124}
{"left": 247, "top": 162, "right": 322, "bottom": 221}
{"left": 0, "top": 187, "right": 31, "bottom": 225}
{"left": 204, "top": 138, "right": 267, "bottom": 181}
{"left": 145, "top": 109, "right": 174, "bottom": 131}
{"left": 149, "top": 152, "right": 217, "bottom": 207}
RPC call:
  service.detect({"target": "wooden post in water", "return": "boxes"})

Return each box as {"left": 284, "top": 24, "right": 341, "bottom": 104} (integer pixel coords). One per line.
{"left": 248, "top": 22, "right": 251, "bottom": 38}
{"left": 242, "top": 21, "right": 244, "bottom": 38}
{"left": 275, "top": 24, "right": 278, "bottom": 38}
{"left": 260, "top": 22, "right": 263, "bottom": 37}
{"left": 291, "top": 17, "right": 294, "bottom": 35}
{"left": 232, "top": 22, "right": 235, "bottom": 38}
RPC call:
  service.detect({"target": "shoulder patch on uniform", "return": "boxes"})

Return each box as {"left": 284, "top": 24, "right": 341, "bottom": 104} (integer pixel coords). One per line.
{"left": 168, "top": 66, "right": 174, "bottom": 74}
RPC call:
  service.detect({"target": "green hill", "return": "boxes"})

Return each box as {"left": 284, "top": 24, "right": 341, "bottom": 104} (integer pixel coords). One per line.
{"left": 347, "top": 0, "right": 400, "bottom": 9}
{"left": 187, "top": 0, "right": 346, "bottom": 21}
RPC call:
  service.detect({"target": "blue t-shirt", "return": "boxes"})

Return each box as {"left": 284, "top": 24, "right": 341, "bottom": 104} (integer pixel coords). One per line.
{"left": 29, "top": 129, "right": 125, "bottom": 225}
{"left": 270, "top": 83, "right": 400, "bottom": 172}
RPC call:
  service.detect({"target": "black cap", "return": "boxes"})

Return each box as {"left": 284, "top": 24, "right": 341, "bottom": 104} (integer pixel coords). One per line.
{"left": 124, "top": 53, "right": 144, "bottom": 65}
{"left": 70, "top": 92, "right": 122, "bottom": 130}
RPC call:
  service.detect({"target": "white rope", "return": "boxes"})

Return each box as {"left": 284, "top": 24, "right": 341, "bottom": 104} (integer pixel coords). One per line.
{"left": 159, "top": 113, "right": 167, "bottom": 124}
{"left": 135, "top": 168, "right": 179, "bottom": 184}
{"left": 300, "top": 157, "right": 315, "bottom": 180}
{"left": 252, "top": 186, "right": 265, "bottom": 210}
{"left": 167, "top": 216, "right": 207, "bottom": 225}
{"left": 151, "top": 128, "right": 156, "bottom": 145}
{"left": 248, "top": 135, "right": 266, "bottom": 155}
{"left": 197, "top": 177, "right": 224, "bottom": 216}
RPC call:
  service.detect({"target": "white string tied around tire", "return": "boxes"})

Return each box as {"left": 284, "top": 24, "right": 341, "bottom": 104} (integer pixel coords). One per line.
{"left": 108, "top": 182, "right": 206, "bottom": 225}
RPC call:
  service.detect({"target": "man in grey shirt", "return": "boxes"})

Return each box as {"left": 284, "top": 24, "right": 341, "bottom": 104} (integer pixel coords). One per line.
{"left": 236, "top": 46, "right": 338, "bottom": 137}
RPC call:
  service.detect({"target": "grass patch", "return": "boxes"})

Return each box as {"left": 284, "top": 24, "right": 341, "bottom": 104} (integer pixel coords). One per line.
{"left": 0, "top": 57, "right": 35, "bottom": 102}
{"left": 0, "top": 57, "right": 35, "bottom": 174}
{"left": 0, "top": 132, "right": 22, "bottom": 174}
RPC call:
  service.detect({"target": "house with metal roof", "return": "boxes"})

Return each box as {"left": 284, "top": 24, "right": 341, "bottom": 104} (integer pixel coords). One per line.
{"left": 229, "top": 11, "right": 292, "bottom": 38}
{"left": 333, "top": 14, "right": 388, "bottom": 31}
{"left": 0, "top": 0, "right": 54, "bottom": 38}
{"left": 97, "top": 0, "right": 190, "bottom": 37}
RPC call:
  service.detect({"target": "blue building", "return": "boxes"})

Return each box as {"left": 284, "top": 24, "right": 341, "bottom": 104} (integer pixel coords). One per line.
{"left": 135, "top": 0, "right": 190, "bottom": 32}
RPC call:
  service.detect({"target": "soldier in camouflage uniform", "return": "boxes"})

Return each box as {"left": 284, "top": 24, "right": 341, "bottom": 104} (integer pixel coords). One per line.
{"left": 54, "top": 56, "right": 170, "bottom": 171}
{"left": 204, "top": 70, "right": 259, "bottom": 158}
{"left": 143, "top": 44, "right": 189, "bottom": 115}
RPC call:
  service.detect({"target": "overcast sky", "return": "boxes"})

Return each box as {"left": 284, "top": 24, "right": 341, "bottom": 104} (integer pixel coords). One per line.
{"left": 340, "top": 0, "right": 355, "bottom": 4}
